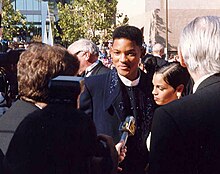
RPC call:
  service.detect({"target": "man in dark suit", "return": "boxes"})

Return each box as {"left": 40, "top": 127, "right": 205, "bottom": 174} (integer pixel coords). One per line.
{"left": 68, "top": 38, "right": 110, "bottom": 77}
{"left": 80, "top": 25, "right": 156, "bottom": 174}
{"left": 0, "top": 149, "right": 3, "bottom": 173}
{"left": 152, "top": 43, "right": 167, "bottom": 68}
{"left": 149, "top": 16, "right": 220, "bottom": 174}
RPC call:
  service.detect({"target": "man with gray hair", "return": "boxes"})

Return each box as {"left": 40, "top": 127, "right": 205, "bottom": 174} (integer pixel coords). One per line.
{"left": 68, "top": 39, "right": 110, "bottom": 77}
{"left": 152, "top": 43, "right": 164, "bottom": 58}
{"left": 152, "top": 43, "right": 167, "bottom": 67}
{"left": 149, "top": 16, "right": 220, "bottom": 174}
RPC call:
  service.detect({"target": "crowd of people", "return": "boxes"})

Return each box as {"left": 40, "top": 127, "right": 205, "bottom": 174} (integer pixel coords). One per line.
{"left": 0, "top": 15, "right": 219, "bottom": 174}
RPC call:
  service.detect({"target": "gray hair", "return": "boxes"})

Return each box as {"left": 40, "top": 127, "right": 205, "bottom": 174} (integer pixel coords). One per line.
{"left": 152, "top": 43, "right": 164, "bottom": 53}
{"left": 179, "top": 16, "right": 220, "bottom": 75}
{"left": 68, "top": 39, "right": 99, "bottom": 56}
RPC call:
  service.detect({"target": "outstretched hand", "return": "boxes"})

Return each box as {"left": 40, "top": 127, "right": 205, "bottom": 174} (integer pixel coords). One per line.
{"left": 115, "top": 140, "right": 127, "bottom": 172}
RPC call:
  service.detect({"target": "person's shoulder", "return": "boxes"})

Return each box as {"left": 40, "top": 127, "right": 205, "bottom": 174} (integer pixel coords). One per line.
{"left": 100, "top": 64, "right": 111, "bottom": 72}
{"left": 95, "top": 61, "right": 111, "bottom": 74}
{"left": 23, "top": 104, "right": 92, "bottom": 124}
{"left": 155, "top": 94, "right": 196, "bottom": 121}
{"left": 4, "top": 100, "right": 36, "bottom": 115}
{"left": 85, "top": 69, "right": 111, "bottom": 83}
{"left": 5, "top": 99, "right": 33, "bottom": 108}
{"left": 155, "top": 57, "right": 167, "bottom": 66}
{"left": 0, "top": 100, "right": 37, "bottom": 124}
{"left": 139, "top": 69, "right": 154, "bottom": 84}
{"left": 98, "top": 60, "right": 110, "bottom": 69}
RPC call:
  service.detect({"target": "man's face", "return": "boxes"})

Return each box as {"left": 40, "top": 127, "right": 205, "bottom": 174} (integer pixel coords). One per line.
{"left": 111, "top": 38, "right": 142, "bottom": 81}
{"left": 75, "top": 51, "right": 88, "bottom": 75}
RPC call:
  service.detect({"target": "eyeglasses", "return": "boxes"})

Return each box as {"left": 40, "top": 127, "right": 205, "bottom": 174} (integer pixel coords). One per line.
{"left": 75, "top": 50, "right": 85, "bottom": 55}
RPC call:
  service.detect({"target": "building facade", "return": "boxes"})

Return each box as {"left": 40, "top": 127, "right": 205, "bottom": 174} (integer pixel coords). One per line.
{"left": 117, "top": 0, "right": 220, "bottom": 52}
{"left": 7, "top": 0, "right": 70, "bottom": 43}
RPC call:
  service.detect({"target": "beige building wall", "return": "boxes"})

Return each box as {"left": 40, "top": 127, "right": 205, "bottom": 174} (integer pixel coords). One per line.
{"left": 117, "top": 0, "right": 220, "bottom": 52}
{"left": 117, "top": 0, "right": 146, "bottom": 17}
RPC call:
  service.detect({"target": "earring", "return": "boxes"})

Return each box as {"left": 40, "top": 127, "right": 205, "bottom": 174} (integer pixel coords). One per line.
{"left": 177, "top": 93, "right": 181, "bottom": 99}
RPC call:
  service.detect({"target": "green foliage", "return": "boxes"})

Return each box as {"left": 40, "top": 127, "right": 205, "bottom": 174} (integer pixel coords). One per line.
{"left": 56, "top": 0, "right": 118, "bottom": 46}
{"left": 2, "top": 0, "right": 27, "bottom": 41}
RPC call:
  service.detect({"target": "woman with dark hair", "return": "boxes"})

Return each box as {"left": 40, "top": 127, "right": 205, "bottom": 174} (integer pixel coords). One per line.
{"left": 146, "top": 62, "right": 190, "bottom": 152}
{"left": 152, "top": 62, "right": 190, "bottom": 105}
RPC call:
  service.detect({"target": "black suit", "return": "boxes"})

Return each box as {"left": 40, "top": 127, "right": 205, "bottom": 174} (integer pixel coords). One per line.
{"left": 153, "top": 56, "right": 167, "bottom": 68}
{"left": 142, "top": 54, "right": 168, "bottom": 78}
{"left": 3, "top": 104, "right": 98, "bottom": 174}
{"left": 80, "top": 68, "right": 155, "bottom": 174}
{"left": 0, "top": 100, "right": 39, "bottom": 154}
{"left": 0, "top": 149, "right": 3, "bottom": 174}
{"left": 149, "top": 74, "right": 220, "bottom": 174}
{"left": 89, "top": 60, "right": 110, "bottom": 76}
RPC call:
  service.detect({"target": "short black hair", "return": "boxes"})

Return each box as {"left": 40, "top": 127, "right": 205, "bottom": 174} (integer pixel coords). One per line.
{"left": 155, "top": 62, "right": 190, "bottom": 90}
{"left": 112, "top": 25, "right": 143, "bottom": 46}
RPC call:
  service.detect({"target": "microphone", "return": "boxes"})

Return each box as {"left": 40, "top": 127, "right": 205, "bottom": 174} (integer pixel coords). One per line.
{"left": 119, "top": 116, "right": 136, "bottom": 144}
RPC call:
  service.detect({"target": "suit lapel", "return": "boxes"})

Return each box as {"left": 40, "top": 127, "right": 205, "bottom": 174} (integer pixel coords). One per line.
{"left": 103, "top": 69, "right": 125, "bottom": 121}
{"left": 90, "top": 61, "right": 102, "bottom": 76}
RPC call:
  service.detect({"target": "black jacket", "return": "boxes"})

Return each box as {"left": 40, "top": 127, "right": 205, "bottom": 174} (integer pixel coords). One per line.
{"left": 3, "top": 104, "right": 97, "bottom": 174}
{"left": 0, "top": 100, "right": 39, "bottom": 154}
{"left": 90, "top": 60, "right": 110, "bottom": 76}
{"left": 80, "top": 68, "right": 156, "bottom": 174}
{"left": 150, "top": 74, "right": 220, "bottom": 174}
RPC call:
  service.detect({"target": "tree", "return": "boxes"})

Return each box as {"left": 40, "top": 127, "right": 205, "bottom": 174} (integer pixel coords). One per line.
{"left": 56, "top": 0, "right": 118, "bottom": 46}
{"left": 2, "top": 0, "right": 27, "bottom": 41}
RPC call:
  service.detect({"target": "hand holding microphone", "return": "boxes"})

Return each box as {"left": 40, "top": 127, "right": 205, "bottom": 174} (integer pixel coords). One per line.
{"left": 116, "top": 116, "right": 136, "bottom": 169}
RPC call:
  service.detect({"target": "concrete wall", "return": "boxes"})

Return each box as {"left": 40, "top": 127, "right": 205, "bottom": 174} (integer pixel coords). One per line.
{"left": 169, "top": 0, "right": 220, "bottom": 9}
{"left": 117, "top": 0, "right": 220, "bottom": 51}
{"left": 117, "top": 0, "right": 145, "bottom": 18}
{"left": 157, "top": 8, "right": 220, "bottom": 51}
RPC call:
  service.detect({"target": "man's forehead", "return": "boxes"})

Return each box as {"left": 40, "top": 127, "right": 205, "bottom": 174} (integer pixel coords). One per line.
{"left": 112, "top": 38, "right": 140, "bottom": 48}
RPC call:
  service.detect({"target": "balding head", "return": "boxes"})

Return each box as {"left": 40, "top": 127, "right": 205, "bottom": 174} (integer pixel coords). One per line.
{"left": 68, "top": 39, "right": 99, "bottom": 57}
{"left": 67, "top": 39, "right": 99, "bottom": 75}
{"left": 152, "top": 43, "right": 164, "bottom": 58}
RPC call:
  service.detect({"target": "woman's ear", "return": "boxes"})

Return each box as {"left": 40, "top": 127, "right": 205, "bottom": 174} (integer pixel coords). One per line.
{"left": 176, "top": 84, "right": 184, "bottom": 99}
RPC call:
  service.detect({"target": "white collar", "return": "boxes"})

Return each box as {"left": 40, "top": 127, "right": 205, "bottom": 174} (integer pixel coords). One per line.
{"left": 34, "top": 102, "right": 47, "bottom": 109}
{"left": 85, "top": 60, "right": 99, "bottom": 77}
{"left": 118, "top": 71, "right": 140, "bottom": 87}
{"left": 86, "top": 60, "right": 99, "bottom": 72}
{"left": 153, "top": 53, "right": 161, "bottom": 58}
{"left": 193, "top": 73, "right": 215, "bottom": 93}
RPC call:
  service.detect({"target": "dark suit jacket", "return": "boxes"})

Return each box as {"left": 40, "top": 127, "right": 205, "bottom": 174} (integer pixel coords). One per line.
{"left": 80, "top": 68, "right": 155, "bottom": 173}
{"left": 0, "top": 100, "right": 39, "bottom": 154}
{"left": 149, "top": 73, "right": 220, "bottom": 174}
{"left": 89, "top": 60, "right": 110, "bottom": 76}
{"left": 3, "top": 104, "right": 97, "bottom": 174}
{"left": 0, "top": 149, "right": 4, "bottom": 174}
{"left": 153, "top": 56, "right": 167, "bottom": 68}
